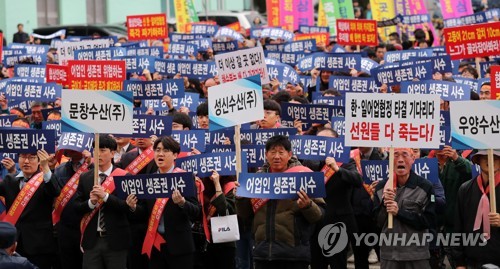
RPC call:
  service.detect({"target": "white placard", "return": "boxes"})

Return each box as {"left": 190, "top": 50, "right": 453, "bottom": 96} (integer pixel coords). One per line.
{"left": 56, "top": 39, "right": 110, "bottom": 65}
{"left": 214, "top": 46, "right": 269, "bottom": 84}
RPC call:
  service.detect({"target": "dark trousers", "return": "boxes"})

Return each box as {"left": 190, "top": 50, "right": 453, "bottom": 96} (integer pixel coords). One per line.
{"left": 202, "top": 243, "right": 235, "bottom": 269}
{"left": 236, "top": 229, "right": 253, "bottom": 269}
{"left": 352, "top": 214, "right": 380, "bottom": 269}
{"left": 82, "top": 237, "right": 127, "bottom": 269}
{"left": 149, "top": 244, "right": 194, "bottom": 269}
{"left": 310, "top": 214, "right": 358, "bottom": 269}
{"left": 58, "top": 226, "right": 82, "bottom": 269}
{"left": 17, "top": 236, "right": 58, "bottom": 269}
{"left": 127, "top": 225, "right": 148, "bottom": 269}
{"left": 255, "top": 260, "right": 309, "bottom": 269}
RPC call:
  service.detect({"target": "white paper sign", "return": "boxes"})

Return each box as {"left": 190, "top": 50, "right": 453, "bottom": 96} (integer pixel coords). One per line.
{"left": 214, "top": 46, "right": 270, "bottom": 84}
{"left": 345, "top": 93, "right": 440, "bottom": 148}
{"left": 56, "top": 39, "right": 110, "bottom": 65}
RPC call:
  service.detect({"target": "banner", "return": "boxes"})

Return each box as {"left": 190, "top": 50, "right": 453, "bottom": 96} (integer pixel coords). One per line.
{"left": 205, "top": 144, "right": 266, "bottom": 168}
{"left": 13, "top": 65, "right": 46, "bottom": 78}
{"left": 126, "top": 46, "right": 164, "bottom": 58}
{"left": 56, "top": 39, "right": 110, "bottom": 65}
{"left": 236, "top": 172, "right": 326, "bottom": 199}
{"left": 177, "top": 151, "right": 247, "bottom": 178}
{"left": 190, "top": 24, "right": 218, "bottom": 36}
{"left": 123, "top": 79, "right": 184, "bottom": 99}
{"left": 280, "top": 103, "right": 342, "bottom": 123}
{"left": 186, "top": 38, "right": 212, "bottom": 51}
{"left": 296, "top": 53, "right": 361, "bottom": 72}
{"left": 440, "top": 0, "right": 473, "bottom": 20}
{"left": 42, "top": 120, "right": 62, "bottom": 146}
{"left": 400, "top": 80, "right": 471, "bottom": 101}
{"left": 299, "top": 26, "right": 329, "bottom": 34}
{"left": 0, "top": 129, "right": 56, "bottom": 153}
{"left": 61, "top": 90, "right": 134, "bottom": 134}
{"left": 214, "top": 27, "right": 244, "bottom": 42}
{"left": 127, "top": 13, "right": 167, "bottom": 41}
{"left": 492, "top": 66, "right": 500, "bottom": 100}
{"left": 372, "top": 60, "right": 433, "bottom": 86}
{"left": 113, "top": 172, "right": 195, "bottom": 199}
{"left": 67, "top": 60, "right": 126, "bottom": 90}
{"left": 4, "top": 55, "right": 46, "bottom": 67}
{"left": 215, "top": 47, "right": 269, "bottom": 84}
{"left": 311, "top": 93, "right": 345, "bottom": 107}
{"left": 0, "top": 115, "right": 16, "bottom": 127}
{"left": 74, "top": 47, "right": 126, "bottom": 60}
{"left": 370, "top": 0, "right": 397, "bottom": 41}
{"left": 293, "top": 33, "right": 329, "bottom": 47}
{"left": 115, "top": 56, "right": 156, "bottom": 74}
{"left": 211, "top": 41, "right": 237, "bottom": 53}
{"left": 259, "top": 28, "right": 295, "bottom": 41}
{"left": 331, "top": 116, "right": 345, "bottom": 136}
{"left": 240, "top": 128, "right": 297, "bottom": 145}
{"left": 329, "top": 76, "right": 380, "bottom": 93}
{"left": 453, "top": 76, "right": 478, "bottom": 90}
{"left": 266, "top": 0, "right": 280, "bottom": 26}
{"left": 267, "top": 61, "right": 299, "bottom": 90}
{"left": 290, "top": 135, "right": 350, "bottom": 162}
{"left": 169, "top": 33, "right": 207, "bottom": 42}
{"left": 171, "top": 130, "right": 206, "bottom": 152}
{"left": 46, "top": 64, "right": 68, "bottom": 86}
{"left": 154, "top": 59, "right": 217, "bottom": 79}
{"left": 296, "top": 0, "right": 314, "bottom": 29}
{"left": 264, "top": 51, "right": 308, "bottom": 66}
{"left": 409, "top": 55, "right": 453, "bottom": 74}
{"left": 208, "top": 75, "right": 263, "bottom": 131}
{"left": 444, "top": 22, "right": 500, "bottom": 60}
{"left": 336, "top": 19, "right": 378, "bottom": 46}
{"left": 444, "top": 9, "right": 500, "bottom": 27}
{"left": 345, "top": 93, "right": 441, "bottom": 148}
{"left": 450, "top": 100, "right": 500, "bottom": 149}
{"left": 384, "top": 48, "right": 434, "bottom": 63}
{"left": 144, "top": 92, "right": 200, "bottom": 113}
{"left": 265, "top": 40, "right": 316, "bottom": 53}
{"left": 361, "top": 158, "right": 439, "bottom": 184}
{"left": 114, "top": 115, "right": 173, "bottom": 138}
{"left": 5, "top": 82, "right": 61, "bottom": 102}
{"left": 57, "top": 132, "right": 94, "bottom": 152}
{"left": 360, "top": 58, "right": 379, "bottom": 75}
{"left": 167, "top": 42, "right": 198, "bottom": 56}
{"left": 279, "top": 0, "right": 295, "bottom": 31}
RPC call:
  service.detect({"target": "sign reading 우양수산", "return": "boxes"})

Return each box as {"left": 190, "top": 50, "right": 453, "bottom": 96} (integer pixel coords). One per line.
{"left": 344, "top": 93, "right": 441, "bottom": 148}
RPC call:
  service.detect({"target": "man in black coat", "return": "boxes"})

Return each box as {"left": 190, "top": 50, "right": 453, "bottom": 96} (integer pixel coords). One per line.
{"left": 12, "top": 23, "right": 29, "bottom": 44}
{"left": 0, "top": 221, "right": 38, "bottom": 269}
{"left": 74, "top": 134, "right": 135, "bottom": 269}
{"left": 0, "top": 150, "right": 61, "bottom": 269}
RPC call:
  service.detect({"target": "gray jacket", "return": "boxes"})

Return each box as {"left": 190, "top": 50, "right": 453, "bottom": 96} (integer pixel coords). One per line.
{"left": 373, "top": 171, "right": 436, "bottom": 261}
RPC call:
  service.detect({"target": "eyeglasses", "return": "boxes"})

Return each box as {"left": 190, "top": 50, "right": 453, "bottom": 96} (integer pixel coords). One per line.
{"left": 19, "top": 155, "right": 38, "bottom": 161}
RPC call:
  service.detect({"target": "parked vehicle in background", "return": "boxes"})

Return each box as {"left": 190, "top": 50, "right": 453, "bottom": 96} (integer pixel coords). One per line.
{"left": 197, "top": 10, "right": 267, "bottom": 34}
{"left": 33, "top": 23, "right": 128, "bottom": 44}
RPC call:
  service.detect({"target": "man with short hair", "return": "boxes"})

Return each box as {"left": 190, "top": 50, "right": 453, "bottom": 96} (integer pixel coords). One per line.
{"left": 113, "top": 137, "right": 135, "bottom": 164}
{"left": 252, "top": 100, "right": 281, "bottom": 129}
{"left": 373, "top": 148, "right": 436, "bottom": 269}
{"left": 479, "top": 82, "right": 492, "bottom": 100}
{"left": 0, "top": 150, "right": 61, "bottom": 269}
{"left": 0, "top": 221, "right": 38, "bottom": 268}
{"left": 172, "top": 112, "right": 193, "bottom": 130}
{"left": 236, "top": 135, "right": 325, "bottom": 269}
{"left": 47, "top": 110, "right": 61, "bottom": 121}
{"left": 13, "top": 23, "right": 29, "bottom": 44}
{"left": 196, "top": 102, "right": 209, "bottom": 130}
{"left": 74, "top": 134, "right": 134, "bottom": 269}
{"left": 375, "top": 44, "right": 387, "bottom": 61}
{"left": 27, "top": 102, "right": 45, "bottom": 129}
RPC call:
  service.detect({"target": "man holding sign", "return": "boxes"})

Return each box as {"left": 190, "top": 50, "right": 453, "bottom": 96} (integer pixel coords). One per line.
{"left": 373, "top": 148, "right": 436, "bottom": 269}
{"left": 452, "top": 150, "right": 500, "bottom": 268}
{"left": 236, "top": 135, "right": 325, "bottom": 269}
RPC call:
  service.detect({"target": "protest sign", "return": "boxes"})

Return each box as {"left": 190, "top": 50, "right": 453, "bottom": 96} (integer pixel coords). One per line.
{"left": 236, "top": 172, "right": 326, "bottom": 199}
{"left": 311, "top": 93, "right": 345, "bottom": 107}
{"left": 329, "top": 76, "right": 380, "bottom": 93}
{"left": 56, "top": 39, "right": 110, "bottom": 65}
{"left": 281, "top": 103, "right": 343, "bottom": 124}
{"left": 290, "top": 135, "right": 350, "bottom": 163}
{"left": 114, "top": 56, "right": 156, "bottom": 74}
{"left": 331, "top": 117, "right": 345, "bottom": 136}
{"left": 154, "top": 59, "right": 217, "bottom": 79}
{"left": 400, "top": 80, "right": 471, "bottom": 101}
{"left": 205, "top": 144, "right": 266, "bottom": 168}
{"left": 444, "top": 9, "right": 500, "bottom": 27}
{"left": 266, "top": 0, "right": 280, "bottom": 26}
{"left": 0, "top": 115, "right": 16, "bottom": 127}
{"left": 345, "top": 93, "right": 441, "bottom": 148}
{"left": 208, "top": 75, "right": 263, "bottom": 131}
{"left": 361, "top": 158, "right": 439, "bottom": 184}
{"left": 46, "top": 64, "right": 68, "bottom": 86}
{"left": 113, "top": 115, "right": 172, "bottom": 138}
{"left": 372, "top": 60, "right": 433, "bottom": 86}
{"left": 177, "top": 151, "right": 247, "bottom": 178}
{"left": 294, "top": 33, "right": 329, "bottom": 46}
{"left": 215, "top": 47, "right": 269, "bottom": 84}
{"left": 450, "top": 100, "right": 500, "bottom": 149}
{"left": 444, "top": 22, "right": 500, "bottom": 60}
{"left": 264, "top": 51, "right": 308, "bottom": 66}
{"left": 171, "top": 130, "right": 206, "bottom": 152}
{"left": 214, "top": 27, "right": 244, "bottom": 41}
{"left": 212, "top": 41, "right": 238, "bottom": 53}
{"left": 266, "top": 61, "right": 299, "bottom": 90}
{"left": 67, "top": 60, "right": 126, "bottom": 90}
{"left": 296, "top": 53, "right": 361, "bottom": 72}
{"left": 360, "top": 58, "right": 379, "bottom": 75}
{"left": 5, "top": 82, "right": 61, "bottom": 102}
{"left": 126, "top": 46, "right": 164, "bottom": 58}
{"left": 169, "top": 33, "right": 207, "bottom": 42}
{"left": 440, "top": 0, "right": 473, "bottom": 20}
{"left": 336, "top": 19, "right": 378, "bottom": 46}
{"left": 190, "top": 24, "right": 218, "bottom": 36}
{"left": 113, "top": 172, "right": 195, "bottom": 199}
{"left": 186, "top": 38, "right": 212, "bottom": 51}
{"left": 240, "top": 128, "right": 297, "bottom": 145}
{"left": 4, "top": 54, "right": 46, "bottom": 67}
{"left": 299, "top": 25, "right": 329, "bottom": 34}
{"left": 123, "top": 79, "right": 184, "bottom": 99}
{"left": 42, "top": 120, "right": 62, "bottom": 146}
{"left": 0, "top": 129, "right": 56, "bottom": 154}
{"left": 384, "top": 48, "right": 433, "bottom": 63}
{"left": 13, "top": 64, "right": 46, "bottom": 78}
{"left": 127, "top": 13, "right": 167, "bottom": 40}
{"left": 57, "top": 132, "right": 94, "bottom": 152}
{"left": 61, "top": 90, "right": 133, "bottom": 134}
{"left": 264, "top": 40, "right": 316, "bottom": 53}
{"left": 492, "top": 66, "right": 500, "bottom": 100}
{"left": 167, "top": 42, "right": 198, "bottom": 56}
{"left": 260, "top": 27, "right": 295, "bottom": 41}
{"left": 74, "top": 47, "right": 126, "bottom": 60}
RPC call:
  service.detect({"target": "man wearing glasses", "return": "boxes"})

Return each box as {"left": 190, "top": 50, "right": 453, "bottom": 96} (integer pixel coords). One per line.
{"left": 0, "top": 149, "right": 61, "bottom": 269}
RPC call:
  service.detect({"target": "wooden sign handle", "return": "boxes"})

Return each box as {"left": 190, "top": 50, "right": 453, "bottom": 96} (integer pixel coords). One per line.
{"left": 388, "top": 147, "right": 395, "bottom": 229}
{"left": 234, "top": 125, "right": 242, "bottom": 182}
{"left": 488, "top": 149, "right": 497, "bottom": 213}
{"left": 93, "top": 133, "right": 100, "bottom": 186}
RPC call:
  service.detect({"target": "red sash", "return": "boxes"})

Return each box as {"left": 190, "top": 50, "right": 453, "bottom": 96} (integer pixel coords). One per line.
{"left": 52, "top": 163, "right": 89, "bottom": 224}
{"left": 462, "top": 150, "right": 473, "bottom": 158}
{"left": 474, "top": 173, "right": 500, "bottom": 240}
{"left": 125, "top": 147, "right": 155, "bottom": 175}
{"left": 79, "top": 168, "right": 127, "bottom": 248}
{"left": 142, "top": 167, "right": 185, "bottom": 258}
{"left": 250, "top": 165, "right": 312, "bottom": 213}
{"left": 3, "top": 172, "right": 44, "bottom": 225}
{"left": 196, "top": 179, "right": 211, "bottom": 242}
